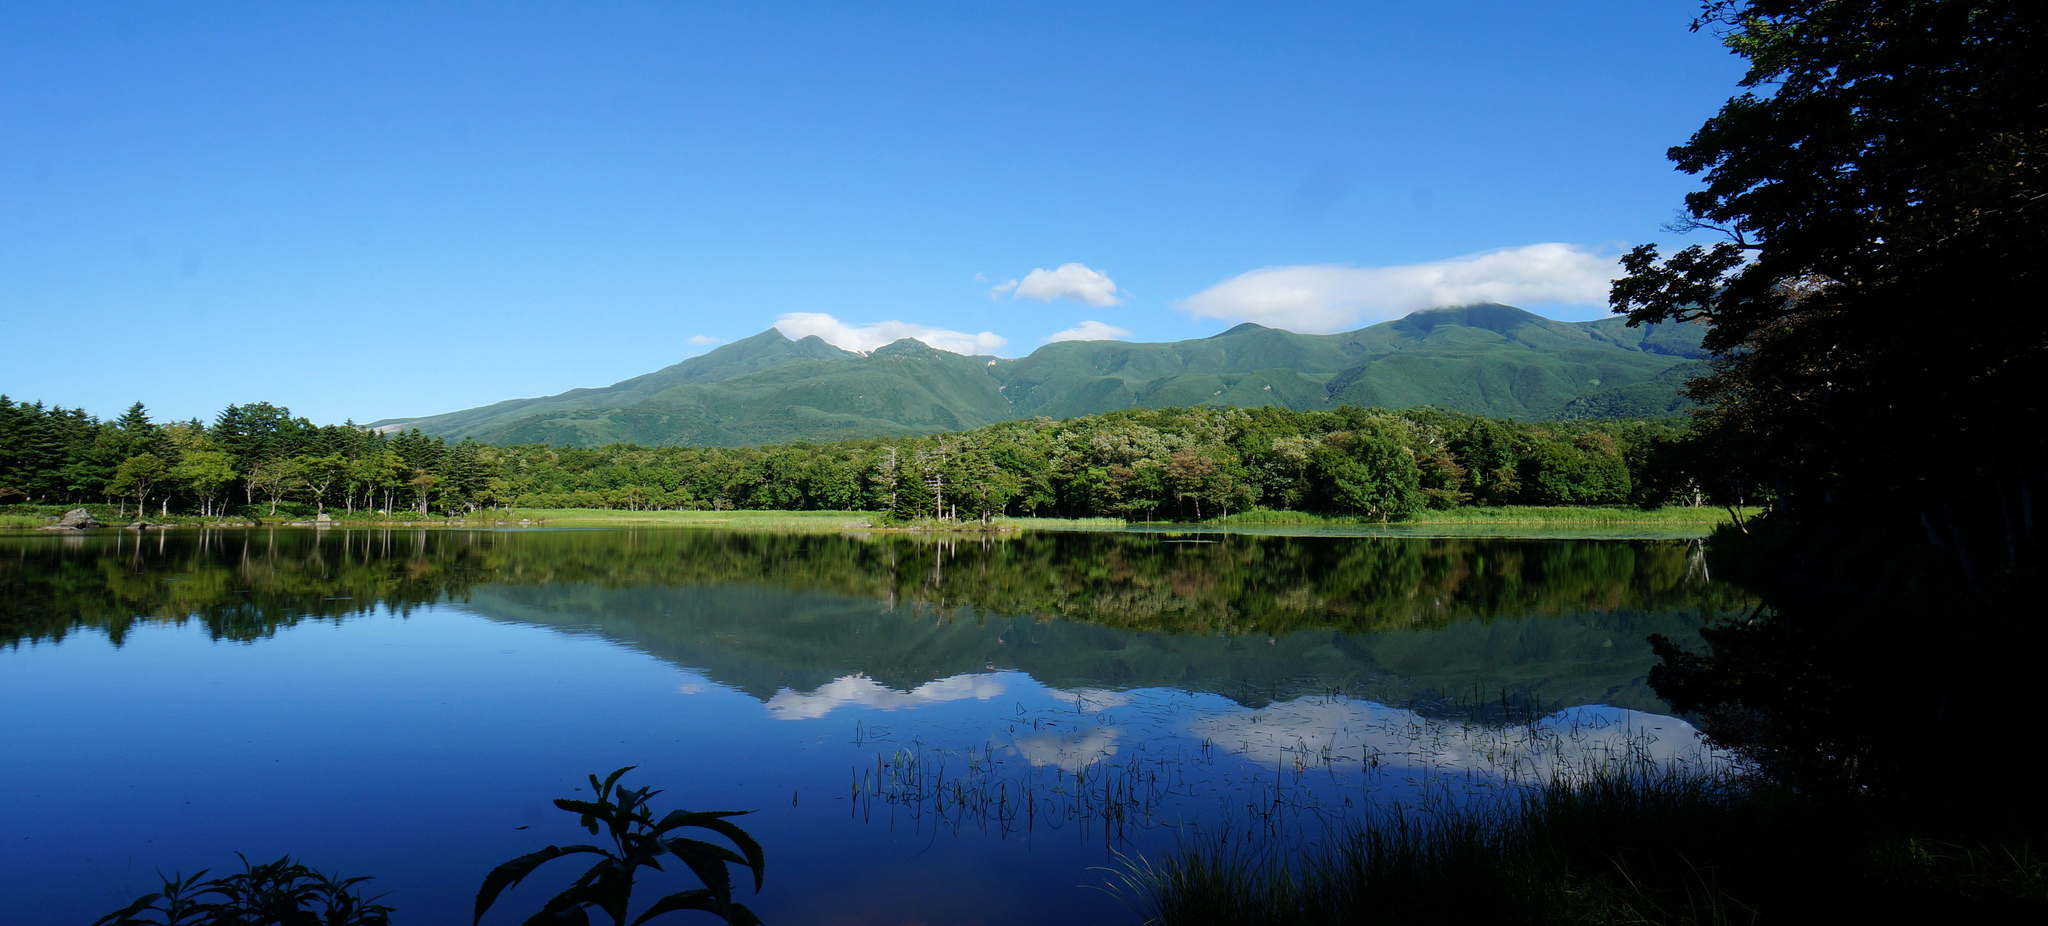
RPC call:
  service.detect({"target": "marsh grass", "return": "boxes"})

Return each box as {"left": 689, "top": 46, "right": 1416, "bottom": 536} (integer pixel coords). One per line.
{"left": 1118, "top": 771, "right": 1774, "bottom": 926}
{"left": 864, "top": 513, "right": 1128, "bottom": 532}
{"left": 849, "top": 739, "right": 1193, "bottom": 845}
{"left": 1120, "top": 769, "right": 2048, "bottom": 925}
{"left": 842, "top": 697, "right": 1738, "bottom": 865}
{"left": 1411, "top": 506, "right": 1751, "bottom": 526}
{"left": 1198, "top": 509, "right": 1384, "bottom": 527}
{"left": 3, "top": 500, "right": 1729, "bottom": 535}
{"left": 998, "top": 516, "right": 1127, "bottom": 531}
{"left": 1183, "top": 506, "right": 1750, "bottom": 540}
{"left": 1207, "top": 506, "right": 1746, "bottom": 528}
{"left": 491, "top": 509, "right": 1128, "bottom": 532}
{"left": 497, "top": 508, "right": 876, "bottom": 529}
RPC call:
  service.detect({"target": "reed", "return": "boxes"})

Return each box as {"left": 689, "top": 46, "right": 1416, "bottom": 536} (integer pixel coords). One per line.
{"left": 502, "top": 508, "right": 875, "bottom": 530}
{"left": 494, "top": 509, "right": 1127, "bottom": 532}
{"left": 1120, "top": 768, "right": 2048, "bottom": 924}
{"left": 848, "top": 738, "right": 1189, "bottom": 845}
{"left": 1206, "top": 506, "right": 1747, "bottom": 528}
{"left": 1409, "top": 505, "right": 1749, "bottom": 526}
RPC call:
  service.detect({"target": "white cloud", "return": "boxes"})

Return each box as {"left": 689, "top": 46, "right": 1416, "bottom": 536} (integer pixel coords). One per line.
{"left": 686, "top": 335, "right": 720, "bottom": 346}
{"left": 990, "top": 262, "right": 1123, "bottom": 307}
{"left": 1177, "top": 243, "right": 1619, "bottom": 333}
{"left": 773, "top": 312, "right": 1009, "bottom": 356}
{"left": 1044, "top": 320, "right": 1132, "bottom": 343}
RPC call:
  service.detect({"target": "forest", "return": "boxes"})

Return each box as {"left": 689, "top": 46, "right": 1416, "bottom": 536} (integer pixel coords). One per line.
{"left": 0, "top": 396, "right": 1719, "bottom": 523}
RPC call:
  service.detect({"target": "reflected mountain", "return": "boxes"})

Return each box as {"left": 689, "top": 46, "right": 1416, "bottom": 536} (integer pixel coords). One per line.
{"left": 1, "top": 527, "right": 1750, "bottom": 715}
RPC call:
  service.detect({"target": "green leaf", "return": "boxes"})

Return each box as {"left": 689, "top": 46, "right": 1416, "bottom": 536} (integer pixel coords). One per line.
{"left": 89, "top": 893, "right": 163, "bottom": 926}
{"left": 658, "top": 813, "right": 766, "bottom": 892}
{"left": 552, "top": 799, "right": 611, "bottom": 817}
{"left": 597, "top": 766, "right": 635, "bottom": 796}
{"left": 585, "top": 863, "right": 635, "bottom": 926}
{"left": 553, "top": 797, "right": 612, "bottom": 835}
{"left": 627, "top": 889, "right": 715, "bottom": 926}
{"left": 663, "top": 837, "right": 737, "bottom": 899}
{"left": 522, "top": 890, "right": 595, "bottom": 926}
{"left": 473, "top": 844, "right": 605, "bottom": 926}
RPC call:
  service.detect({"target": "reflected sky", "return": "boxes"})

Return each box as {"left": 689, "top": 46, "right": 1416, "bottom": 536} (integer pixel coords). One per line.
{"left": 0, "top": 529, "right": 1740, "bottom": 925}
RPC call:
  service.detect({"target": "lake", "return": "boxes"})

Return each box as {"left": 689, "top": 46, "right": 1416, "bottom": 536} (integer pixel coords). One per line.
{"left": 0, "top": 527, "right": 1747, "bottom": 925}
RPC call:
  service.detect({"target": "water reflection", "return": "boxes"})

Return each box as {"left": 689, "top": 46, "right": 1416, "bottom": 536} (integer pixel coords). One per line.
{"left": 0, "top": 527, "right": 1746, "bottom": 926}
{"left": 836, "top": 674, "right": 1729, "bottom": 856}
{"left": 765, "top": 672, "right": 1010, "bottom": 719}
{"left": 2, "top": 527, "right": 1748, "bottom": 717}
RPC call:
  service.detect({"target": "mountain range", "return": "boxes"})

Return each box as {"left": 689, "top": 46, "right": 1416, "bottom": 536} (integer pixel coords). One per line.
{"left": 373, "top": 303, "right": 1708, "bottom": 447}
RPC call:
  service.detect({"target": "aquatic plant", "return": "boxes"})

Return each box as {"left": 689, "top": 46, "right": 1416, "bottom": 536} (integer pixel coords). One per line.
{"left": 90, "top": 854, "right": 392, "bottom": 926}
{"left": 474, "top": 766, "right": 766, "bottom": 926}
{"left": 1117, "top": 765, "right": 2048, "bottom": 925}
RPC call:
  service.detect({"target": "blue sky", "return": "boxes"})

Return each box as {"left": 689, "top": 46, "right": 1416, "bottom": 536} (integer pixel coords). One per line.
{"left": 2, "top": 1, "right": 1747, "bottom": 426}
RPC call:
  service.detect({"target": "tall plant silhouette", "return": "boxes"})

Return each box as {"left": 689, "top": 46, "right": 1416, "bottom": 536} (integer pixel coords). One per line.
{"left": 91, "top": 854, "right": 392, "bottom": 925}
{"left": 474, "top": 767, "right": 766, "bottom": 926}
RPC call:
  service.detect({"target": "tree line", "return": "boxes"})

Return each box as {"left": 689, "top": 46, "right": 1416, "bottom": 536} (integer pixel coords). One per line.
{"left": 1, "top": 395, "right": 1731, "bottom": 521}
{"left": 0, "top": 398, "right": 485, "bottom": 518}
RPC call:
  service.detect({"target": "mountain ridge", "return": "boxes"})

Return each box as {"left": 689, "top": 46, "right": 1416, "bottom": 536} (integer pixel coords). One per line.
{"left": 374, "top": 304, "right": 1707, "bottom": 447}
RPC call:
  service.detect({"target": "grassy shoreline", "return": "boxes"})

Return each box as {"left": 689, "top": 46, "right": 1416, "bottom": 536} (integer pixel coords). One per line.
{"left": 1126, "top": 770, "right": 2045, "bottom": 924}
{"left": 3, "top": 503, "right": 1741, "bottom": 537}
{"left": 1207, "top": 505, "right": 1742, "bottom": 527}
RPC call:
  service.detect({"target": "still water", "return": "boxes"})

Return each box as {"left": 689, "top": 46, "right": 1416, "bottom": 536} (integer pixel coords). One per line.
{"left": 0, "top": 528, "right": 1746, "bottom": 924}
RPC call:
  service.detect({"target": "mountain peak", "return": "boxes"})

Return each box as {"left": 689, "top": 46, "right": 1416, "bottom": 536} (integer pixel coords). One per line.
{"left": 381, "top": 304, "right": 1704, "bottom": 447}
{"left": 872, "top": 337, "right": 944, "bottom": 357}
{"left": 1394, "top": 303, "right": 1547, "bottom": 335}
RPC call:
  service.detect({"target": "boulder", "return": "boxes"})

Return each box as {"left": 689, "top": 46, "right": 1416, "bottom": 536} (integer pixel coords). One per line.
{"left": 42, "top": 508, "right": 101, "bottom": 530}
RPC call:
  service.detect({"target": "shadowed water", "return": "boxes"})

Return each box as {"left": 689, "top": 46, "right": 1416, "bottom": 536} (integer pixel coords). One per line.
{"left": 0, "top": 528, "right": 1747, "bottom": 924}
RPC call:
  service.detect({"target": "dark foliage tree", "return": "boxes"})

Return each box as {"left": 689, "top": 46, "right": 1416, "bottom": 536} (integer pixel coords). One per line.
{"left": 1614, "top": 0, "right": 2048, "bottom": 812}
{"left": 1611, "top": 0, "right": 2047, "bottom": 545}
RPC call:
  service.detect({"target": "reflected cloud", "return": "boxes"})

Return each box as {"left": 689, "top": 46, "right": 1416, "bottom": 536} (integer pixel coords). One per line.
{"left": 1060, "top": 688, "right": 1134, "bottom": 710}
{"left": 1187, "top": 697, "right": 1723, "bottom": 782}
{"left": 767, "top": 672, "right": 1007, "bottom": 720}
{"left": 1009, "top": 728, "right": 1121, "bottom": 773}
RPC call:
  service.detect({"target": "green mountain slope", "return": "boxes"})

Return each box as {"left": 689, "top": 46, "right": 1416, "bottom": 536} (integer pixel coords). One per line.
{"left": 373, "top": 304, "right": 1707, "bottom": 447}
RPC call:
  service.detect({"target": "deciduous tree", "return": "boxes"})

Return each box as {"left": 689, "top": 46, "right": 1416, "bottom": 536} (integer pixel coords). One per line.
{"left": 1610, "top": 0, "right": 2047, "bottom": 545}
